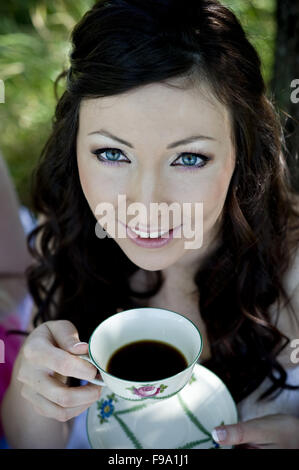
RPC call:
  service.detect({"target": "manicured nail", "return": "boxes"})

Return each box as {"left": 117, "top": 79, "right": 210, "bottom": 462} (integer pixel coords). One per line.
{"left": 73, "top": 342, "right": 88, "bottom": 348}
{"left": 212, "top": 428, "right": 227, "bottom": 442}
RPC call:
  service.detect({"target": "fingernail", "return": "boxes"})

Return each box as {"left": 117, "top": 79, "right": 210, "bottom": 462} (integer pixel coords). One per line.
{"left": 73, "top": 342, "right": 88, "bottom": 348}
{"left": 212, "top": 427, "right": 227, "bottom": 442}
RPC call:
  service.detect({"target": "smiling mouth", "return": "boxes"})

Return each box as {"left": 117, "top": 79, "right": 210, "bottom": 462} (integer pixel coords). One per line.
{"left": 128, "top": 226, "right": 172, "bottom": 238}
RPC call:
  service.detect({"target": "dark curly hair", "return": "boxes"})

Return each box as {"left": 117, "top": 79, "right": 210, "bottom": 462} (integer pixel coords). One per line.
{"left": 27, "top": 0, "right": 299, "bottom": 404}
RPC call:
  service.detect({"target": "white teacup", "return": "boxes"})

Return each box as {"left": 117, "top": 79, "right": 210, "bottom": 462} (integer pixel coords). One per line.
{"left": 80, "top": 307, "right": 202, "bottom": 401}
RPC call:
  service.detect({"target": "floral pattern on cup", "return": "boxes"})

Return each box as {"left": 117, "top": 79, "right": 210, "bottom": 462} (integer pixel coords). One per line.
{"left": 127, "top": 384, "right": 168, "bottom": 397}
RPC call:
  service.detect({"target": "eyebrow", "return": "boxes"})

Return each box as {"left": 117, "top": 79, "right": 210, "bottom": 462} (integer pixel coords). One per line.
{"left": 87, "top": 129, "right": 217, "bottom": 149}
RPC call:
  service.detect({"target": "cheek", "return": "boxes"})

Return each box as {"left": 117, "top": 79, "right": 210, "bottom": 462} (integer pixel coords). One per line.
{"left": 179, "top": 167, "right": 233, "bottom": 229}
{"left": 205, "top": 173, "right": 230, "bottom": 210}
{"left": 77, "top": 160, "right": 119, "bottom": 214}
{"left": 201, "top": 168, "right": 233, "bottom": 229}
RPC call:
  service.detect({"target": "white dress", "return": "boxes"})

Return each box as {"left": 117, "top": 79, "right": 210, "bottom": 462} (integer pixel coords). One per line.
{"left": 236, "top": 366, "right": 299, "bottom": 421}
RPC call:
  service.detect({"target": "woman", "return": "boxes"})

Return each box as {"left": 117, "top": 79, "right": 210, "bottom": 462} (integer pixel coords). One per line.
{"left": 2, "top": 0, "right": 299, "bottom": 449}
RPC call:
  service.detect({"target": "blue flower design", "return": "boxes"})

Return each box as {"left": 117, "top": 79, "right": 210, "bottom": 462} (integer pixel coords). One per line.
{"left": 99, "top": 399, "right": 114, "bottom": 419}
{"left": 97, "top": 393, "right": 118, "bottom": 424}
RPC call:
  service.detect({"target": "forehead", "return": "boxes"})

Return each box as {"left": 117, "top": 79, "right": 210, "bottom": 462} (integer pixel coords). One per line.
{"left": 78, "top": 80, "right": 232, "bottom": 145}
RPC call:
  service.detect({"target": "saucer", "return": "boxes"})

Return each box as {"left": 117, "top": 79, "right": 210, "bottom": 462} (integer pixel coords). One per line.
{"left": 86, "top": 363, "right": 239, "bottom": 449}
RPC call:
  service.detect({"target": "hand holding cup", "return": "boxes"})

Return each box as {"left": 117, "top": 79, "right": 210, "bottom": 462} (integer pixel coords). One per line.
{"left": 17, "top": 320, "right": 103, "bottom": 422}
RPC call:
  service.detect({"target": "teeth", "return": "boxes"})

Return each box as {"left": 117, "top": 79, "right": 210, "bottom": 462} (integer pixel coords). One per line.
{"left": 129, "top": 227, "right": 170, "bottom": 238}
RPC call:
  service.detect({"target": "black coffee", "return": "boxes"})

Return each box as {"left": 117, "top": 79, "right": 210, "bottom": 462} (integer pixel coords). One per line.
{"left": 106, "top": 339, "right": 188, "bottom": 381}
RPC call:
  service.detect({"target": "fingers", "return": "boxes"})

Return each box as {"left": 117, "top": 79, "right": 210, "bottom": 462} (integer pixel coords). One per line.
{"left": 45, "top": 320, "right": 87, "bottom": 353}
{"left": 17, "top": 320, "right": 104, "bottom": 423}
{"left": 18, "top": 367, "right": 102, "bottom": 408}
{"left": 23, "top": 326, "right": 97, "bottom": 381}
{"left": 17, "top": 320, "right": 102, "bottom": 421}
{"left": 212, "top": 421, "right": 262, "bottom": 446}
{"left": 213, "top": 415, "right": 299, "bottom": 449}
{"left": 212, "top": 415, "right": 280, "bottom": 446}
{"left": 21, "top": 383, "right": 100, "bottom": 422}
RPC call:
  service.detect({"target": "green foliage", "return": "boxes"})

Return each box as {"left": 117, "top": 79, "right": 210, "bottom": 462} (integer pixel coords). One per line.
{"left": 0, "top": 0, "right": 276, "bottom": 206}
{"left": 222, "top": 0, "right": 276, "bottom": 86}
{"left": 0, "top": 0, "right": 95, "bottom": 207}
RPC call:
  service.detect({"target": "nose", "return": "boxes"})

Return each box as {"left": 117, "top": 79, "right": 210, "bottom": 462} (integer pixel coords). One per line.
{"left": 127, "top": 169, "right": 165, "bottom": 228}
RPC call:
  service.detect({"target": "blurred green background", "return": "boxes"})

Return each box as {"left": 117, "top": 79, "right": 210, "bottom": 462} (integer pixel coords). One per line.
{"left": 0, "top": 0, "right": 290, "bottom": 207}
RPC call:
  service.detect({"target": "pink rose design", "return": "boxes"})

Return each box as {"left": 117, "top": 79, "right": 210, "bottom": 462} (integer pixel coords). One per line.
{"left": 133, "top": 386, "right": 161, "bottom": 397}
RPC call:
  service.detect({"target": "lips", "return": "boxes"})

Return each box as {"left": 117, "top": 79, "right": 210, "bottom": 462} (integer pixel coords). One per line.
{"left": 129, "top": 226, "right": 171, "bottom": 238}
{"left": 117, "top": 220, "right": 182, "bottom": 248}
{"left": 118, "top": 220, "right": 173, "bottom": 239}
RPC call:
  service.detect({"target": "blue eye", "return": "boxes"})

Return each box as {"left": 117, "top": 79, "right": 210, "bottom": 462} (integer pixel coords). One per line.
{"left": 91, "top": 148, "right": 210, "bottom": 170}
{"left": 91, "top": 148, "right": 127, "bottom": 166}
{"left": 171, "top": 153, "right": 210, "bottom": 171}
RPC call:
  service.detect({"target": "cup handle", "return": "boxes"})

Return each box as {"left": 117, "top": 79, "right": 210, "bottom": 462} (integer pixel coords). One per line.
{"left": 79, "top": 354, "right": 106, "bottom": 387}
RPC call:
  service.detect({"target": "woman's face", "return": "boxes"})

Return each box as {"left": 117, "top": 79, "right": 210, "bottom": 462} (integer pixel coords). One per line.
{"left": 76, "top": 80, "right": 236, "bottom": 271}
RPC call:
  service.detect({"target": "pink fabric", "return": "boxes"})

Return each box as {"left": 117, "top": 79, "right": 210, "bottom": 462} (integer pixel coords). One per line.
{"left": 0, "top": 314, "right": 24, "bottom": 437}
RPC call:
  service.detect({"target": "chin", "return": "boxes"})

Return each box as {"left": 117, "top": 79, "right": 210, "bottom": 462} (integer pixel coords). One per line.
{"left": 126, "top": 251, "right": 181, "bottom": 272}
